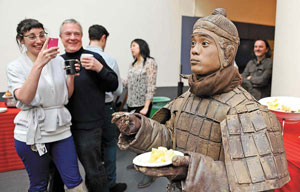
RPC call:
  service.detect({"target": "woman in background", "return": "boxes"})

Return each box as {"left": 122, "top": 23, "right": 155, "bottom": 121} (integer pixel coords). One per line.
{"left": 6, "top": 18, "right": 85, "bottom": 192}
{"left": 124, "top": 39, "right": 157, "bottom": 117}
{"left": 123, "top": 38, "right": 157, "bottom": 188}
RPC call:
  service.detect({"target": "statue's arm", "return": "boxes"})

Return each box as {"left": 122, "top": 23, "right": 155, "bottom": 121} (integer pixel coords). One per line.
{"left": 117, "top": 115, "right": 173, "bottom": 154}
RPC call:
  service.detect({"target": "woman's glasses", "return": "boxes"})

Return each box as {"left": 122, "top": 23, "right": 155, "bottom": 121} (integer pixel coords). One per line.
{"left": 23, "top": 32, "right": 48, "bottom": 41}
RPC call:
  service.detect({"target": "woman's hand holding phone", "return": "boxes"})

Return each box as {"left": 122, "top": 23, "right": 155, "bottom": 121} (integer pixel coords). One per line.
{"left": 48, "top": 38, "right": 58, "bottom": 48}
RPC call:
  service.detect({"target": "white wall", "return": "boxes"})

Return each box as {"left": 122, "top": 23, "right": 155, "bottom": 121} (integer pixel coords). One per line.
{"left": 272, "top": 0, "right": 300, "bottom": 97}
{"left": 0, "top": 0, "right": 195, "bottom": 92}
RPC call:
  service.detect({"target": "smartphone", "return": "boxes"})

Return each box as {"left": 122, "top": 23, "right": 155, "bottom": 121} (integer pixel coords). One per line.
{"left": 48, "top": 38, "right": 59, "bottom": 48}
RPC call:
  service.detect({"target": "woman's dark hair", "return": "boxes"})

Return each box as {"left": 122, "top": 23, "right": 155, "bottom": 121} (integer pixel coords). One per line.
{"left": 131, "top": 38, "right": 154, "bottom": 66}
{"left": 16, "top": 19, "right": 44, "bottom": 49}
{"left": 253, "top": 39, "right": 272, "bottom": 58}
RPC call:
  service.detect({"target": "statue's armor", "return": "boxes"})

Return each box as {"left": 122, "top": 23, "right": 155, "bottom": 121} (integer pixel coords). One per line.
{"left": 172, "top": 91, "right": 228, "bottom": 161}
{"left": 153, "top": 85, "right": 290, "bottom": 191}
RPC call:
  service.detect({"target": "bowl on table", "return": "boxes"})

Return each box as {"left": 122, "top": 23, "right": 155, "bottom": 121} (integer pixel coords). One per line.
{"left": 2, "top": 94, "right": 17, "bottom": 108}
{"left": 259, "top": 96, "right": 300, "bottom": 121}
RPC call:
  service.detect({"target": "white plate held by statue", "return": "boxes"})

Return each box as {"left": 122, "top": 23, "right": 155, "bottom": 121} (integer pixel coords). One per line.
{"left": 0, "top": 107, "right": 7, "bottom": 113}
{"left": 133, "top": 150, "right": 184, "bottom": 167}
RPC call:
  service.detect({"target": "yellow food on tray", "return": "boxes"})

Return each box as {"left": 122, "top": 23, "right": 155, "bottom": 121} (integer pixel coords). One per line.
{"left": 267, "top": 98, "right": 300, "bottom": 113}
{"left": 266, "top": 98, "right": 279, "bottom": 110}
{"left": 4, "top": 90, "right": 12, "bottom": 97}
{"left": 149, "top": 147, "right": 175, "bottom": 163}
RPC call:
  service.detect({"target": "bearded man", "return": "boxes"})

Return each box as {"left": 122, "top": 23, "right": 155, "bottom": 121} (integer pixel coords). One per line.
{"left": 112, "top": 8, "right": 290, "bottom": 192}
{"left": 242, "top": 40, "right": 272, "bottom": 100}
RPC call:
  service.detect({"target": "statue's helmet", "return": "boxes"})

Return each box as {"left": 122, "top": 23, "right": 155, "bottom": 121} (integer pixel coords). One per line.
{"left": 193, "top": 8, "right": 240, "bottom": 68}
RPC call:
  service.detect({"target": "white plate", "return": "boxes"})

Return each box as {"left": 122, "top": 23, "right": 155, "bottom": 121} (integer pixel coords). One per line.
{"left": 259, "top": 96, "right": 300, "bottom": 120}
{"left": 0, "top": 107, "right": 7, "bottom": 113}
{"left": 133, "top": 150, "right": 184, "bottom": 167}
{"left": 2, "top": 95, "right": 13, "bottom": 99}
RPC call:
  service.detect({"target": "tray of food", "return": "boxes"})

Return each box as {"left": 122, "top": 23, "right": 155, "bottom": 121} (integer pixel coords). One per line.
{"left": 133, "top": 147, "right": 184, "bottom": 167}
{"left": 2, "top": 91, "right": 17, "bottom": 108}
{"left": 259, "top": 96, "right": 300, "bottom": 120}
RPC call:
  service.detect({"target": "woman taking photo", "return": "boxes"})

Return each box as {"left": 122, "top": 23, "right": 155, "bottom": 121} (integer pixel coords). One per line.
{"left": 6, "top": 18, "right": 86, "bottom": 192}
{"left": 123, "top": 38, "right": 157, "bottom": 188}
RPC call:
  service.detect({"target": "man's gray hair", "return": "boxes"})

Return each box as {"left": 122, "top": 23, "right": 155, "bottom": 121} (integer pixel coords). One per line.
{"left": 59, "top": 18, "right": 83, "bottom": 35}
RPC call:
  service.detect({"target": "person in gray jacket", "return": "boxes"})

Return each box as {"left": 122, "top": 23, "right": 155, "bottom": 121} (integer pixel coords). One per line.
{"left": 242, "top": 40, "right": 272, "bottom": 100}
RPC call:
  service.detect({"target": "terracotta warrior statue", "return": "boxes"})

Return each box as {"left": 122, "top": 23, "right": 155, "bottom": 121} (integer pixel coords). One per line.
{"left": 112, "top": 8, "right": 290, "bottom": 192}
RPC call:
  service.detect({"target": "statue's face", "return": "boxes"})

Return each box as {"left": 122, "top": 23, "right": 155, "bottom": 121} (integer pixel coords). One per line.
{"left": 190, "top": 29, "right": 221, "bottom": 75}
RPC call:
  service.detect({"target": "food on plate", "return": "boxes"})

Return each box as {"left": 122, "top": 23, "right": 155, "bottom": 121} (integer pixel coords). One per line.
{"left": 4, "top": 90, "right": 12, "bottom": 97}
{"left": 266, "top": 98, "right": 300, "bottom": 113}
{"left": 149, "top": 147, "right": 175, "bottom": 163}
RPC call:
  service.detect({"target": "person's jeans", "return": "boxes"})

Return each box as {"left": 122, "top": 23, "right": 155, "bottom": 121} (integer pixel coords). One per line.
{"left": 15, "top": 137, "right": 82, "bottom": 192}
{"left": 72, "top": 127, "right": 109, "bottom": 192}
{"left": 103, "top": 103, "right": 118, "bottom": 188}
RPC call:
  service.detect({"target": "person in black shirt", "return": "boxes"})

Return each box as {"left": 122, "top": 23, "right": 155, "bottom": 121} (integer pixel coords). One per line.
{"left": 49, "top": 18, "right": 118, "bottom": 192}
{"left": 87, "top": 24, "right": 127, "bottom": 192}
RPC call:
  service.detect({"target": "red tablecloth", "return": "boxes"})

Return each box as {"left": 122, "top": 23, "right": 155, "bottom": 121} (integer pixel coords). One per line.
{"left": 275, "top": 120, "right": 300, "bottom": 192}
{"left": 0, "top": 102, "right": 24, "bottom": 172}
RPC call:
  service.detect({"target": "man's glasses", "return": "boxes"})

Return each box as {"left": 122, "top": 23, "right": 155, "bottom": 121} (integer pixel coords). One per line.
{"left": 23, "top": 32, "right": 48, "bottom": 41}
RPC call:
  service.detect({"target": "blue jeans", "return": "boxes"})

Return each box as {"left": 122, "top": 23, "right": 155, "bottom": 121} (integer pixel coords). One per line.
{"left": 72, "top": 127, "right": 109, "bottom": 192}
{"left": 15, "top": 137, "right": 82, "bottom": 192}
{"left": 103, "top": 103, "right": 118, "bottom": 188}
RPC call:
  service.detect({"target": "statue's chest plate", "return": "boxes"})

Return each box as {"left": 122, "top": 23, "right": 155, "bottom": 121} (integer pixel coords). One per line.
{"left": 174, "top": 95, "right": 230, "bottom": 161}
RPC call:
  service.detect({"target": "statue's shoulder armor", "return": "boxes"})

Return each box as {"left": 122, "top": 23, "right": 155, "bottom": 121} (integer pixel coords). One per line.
{"left": 219, "top": 86, "right": 290, "bottom": 191}
{"left": 151, "top": 91, "right": 191, "bottom": 123}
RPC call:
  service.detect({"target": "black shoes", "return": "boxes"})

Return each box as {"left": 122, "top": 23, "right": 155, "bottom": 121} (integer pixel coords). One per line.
{"left": 110, "top": 183, "right": 127, "bottom": 192}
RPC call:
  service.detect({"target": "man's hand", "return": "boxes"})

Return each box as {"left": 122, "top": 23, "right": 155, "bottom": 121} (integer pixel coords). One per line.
{"left": 112, "top": 112, "right": 141, "bottom": 135}
{"left": 64, "top": 62, "right": 81, "bottom": 76}
{"left": 247, "top": 76, "right": 252, "bottom": 80}
{"left": 81, "top": 56, "right": 103, "bottom": 72}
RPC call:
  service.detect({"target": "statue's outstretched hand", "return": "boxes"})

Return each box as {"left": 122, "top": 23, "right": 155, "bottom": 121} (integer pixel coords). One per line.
{"left": 172, "top": 155, "right": 190, "bottom": 167}
{"left": 112, "top": 112, "right": 141, "bottom": 135}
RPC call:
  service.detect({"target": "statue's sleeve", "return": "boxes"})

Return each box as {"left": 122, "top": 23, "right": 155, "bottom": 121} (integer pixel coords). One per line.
{"left": 183, "top": 152, "right": 229, "bottom": 192}
{"left": 118, "top": 114, "right": 173, "bottom": 154}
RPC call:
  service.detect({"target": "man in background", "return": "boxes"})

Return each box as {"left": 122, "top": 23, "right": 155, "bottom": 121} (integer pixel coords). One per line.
{"left": 242, "top": 40, "right": 273, "bottom": 100}
{"left": 86, "top": 24, "right": 126, "bottom": 192}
